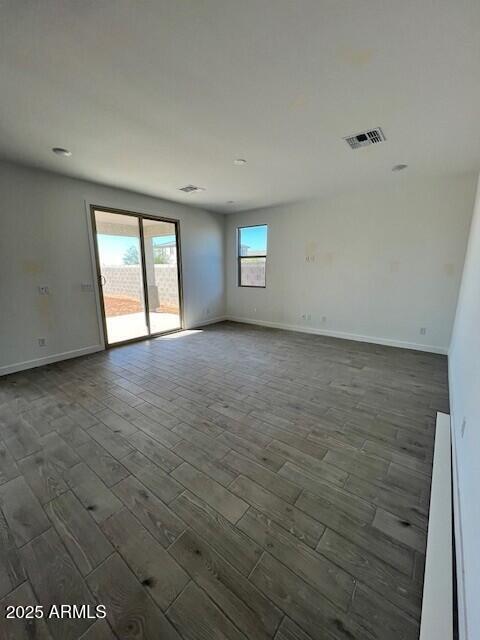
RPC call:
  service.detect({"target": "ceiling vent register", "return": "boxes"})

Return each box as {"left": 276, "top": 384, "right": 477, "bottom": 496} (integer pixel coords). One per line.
{"left": 344, "top": 128, "right": 386, "bottom": 149}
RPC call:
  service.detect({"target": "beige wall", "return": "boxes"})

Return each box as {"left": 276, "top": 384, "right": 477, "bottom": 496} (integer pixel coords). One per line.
{"left": 448, "top": 172, "right": 480, "bottom": 640}
{"left": 0, "top": 161, "right": 225, "bottom": 374}
{"left": 225, "top": 172, "right": 476, "bottom": 353}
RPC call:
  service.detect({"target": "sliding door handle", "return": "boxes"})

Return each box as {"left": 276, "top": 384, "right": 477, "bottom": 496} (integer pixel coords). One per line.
{"left": 99, "top": 275, "right": 106, "bottom": 286}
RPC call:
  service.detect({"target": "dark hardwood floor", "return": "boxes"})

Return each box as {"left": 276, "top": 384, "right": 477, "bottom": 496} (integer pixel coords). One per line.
{"left": 0, "top": 321, "right": 448, "bottom": 640}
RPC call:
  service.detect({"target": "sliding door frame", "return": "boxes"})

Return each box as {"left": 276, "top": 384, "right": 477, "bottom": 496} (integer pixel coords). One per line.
{"left": 90, "top": 205, "right": 184, "bottom": 348}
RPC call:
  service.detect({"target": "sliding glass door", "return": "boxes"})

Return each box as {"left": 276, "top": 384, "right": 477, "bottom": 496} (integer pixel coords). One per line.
{"left": 142, "top": 218, "right": 182, "bottom": 334}
{"left": 92, "top": 208, "right": 182, "bottom": 346}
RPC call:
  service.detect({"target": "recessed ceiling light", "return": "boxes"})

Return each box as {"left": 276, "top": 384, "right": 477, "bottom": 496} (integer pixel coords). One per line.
{"left": 178, "top": 184, "right": 205, "bottom": 193}
{"left": 52, "top": 147, "right": 72, "bottom": 157}
{"left": 392, "top": 163, "right": 408, "bottom": 172}
{"left": 234, "top": 158, "right": 247, "bottom": 165}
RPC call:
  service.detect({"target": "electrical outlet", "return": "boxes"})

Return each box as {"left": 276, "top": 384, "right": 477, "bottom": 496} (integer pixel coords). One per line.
{"left": 461, "top": 417, "right": 467, "bottom": 438}
{"left": 38, "top": 286, "right": 50, "bottom": 295}
{"left": 38, "top": 338, "right": 46, "bottom": 347}
{"left": 420, "top": 327, "right": 427, "bottom": 335}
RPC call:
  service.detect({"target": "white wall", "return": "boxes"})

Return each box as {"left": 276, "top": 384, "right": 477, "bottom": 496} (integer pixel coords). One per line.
{"left": 225, "top": 173, "right": 476, "bottom": 353}
{"left": 0, "top": 161, "right": 225, "bottom": 374}
{"left": 448, "top": 173, "right": 480, "bottom": 640}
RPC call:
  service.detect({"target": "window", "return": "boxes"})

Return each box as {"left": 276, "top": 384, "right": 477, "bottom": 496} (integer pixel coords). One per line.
{"left": 238, "top": 225, "right": 268, "bottom": 287}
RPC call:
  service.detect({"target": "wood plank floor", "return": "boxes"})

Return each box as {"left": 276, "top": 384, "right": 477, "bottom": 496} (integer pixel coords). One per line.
{"left": 0, "top": 321, "right": 448, "bottom": 640}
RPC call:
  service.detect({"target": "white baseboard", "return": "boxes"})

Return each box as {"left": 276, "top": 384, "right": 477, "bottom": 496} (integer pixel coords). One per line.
{"left": 0, "top": 344, "right": 104, "bottom": 377}
{"left": 188, "top": 315, "right": 227, "bottom": 329}
{"left": 225, "top": 316, "right": 448, "bottom": 354}
{"left": 0, "top": 318, "right": 228, "bottom": 376}
{"left": 0, "top": 315, "right": 445, "bottom": 376}
{"left": 420, "top": 412, "right": 453, "bottom": 640}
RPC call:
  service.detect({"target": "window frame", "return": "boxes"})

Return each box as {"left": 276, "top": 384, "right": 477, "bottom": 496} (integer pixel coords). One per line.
{"left": 237, "top": 224, "right": 268, "bottom": 288}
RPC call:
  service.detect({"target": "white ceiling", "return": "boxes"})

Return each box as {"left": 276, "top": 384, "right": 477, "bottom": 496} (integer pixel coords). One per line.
{"left": 1, "top": 0, "right": 479, "bottom": 213}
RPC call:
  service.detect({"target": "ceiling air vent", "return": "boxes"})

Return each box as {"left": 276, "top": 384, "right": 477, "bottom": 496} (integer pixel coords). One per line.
{"left": 178, "top": 184, "right": 205, "bottom": 193}
{"left": 344, "top": 127, "right": 386, "bottom": 149}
